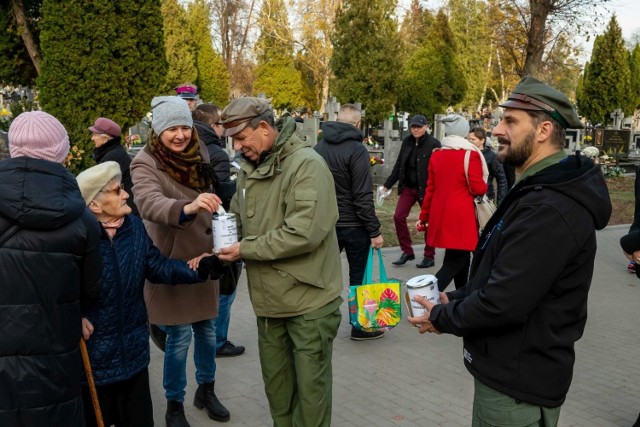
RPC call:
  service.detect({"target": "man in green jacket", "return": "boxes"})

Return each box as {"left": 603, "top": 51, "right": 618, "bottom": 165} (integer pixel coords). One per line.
{"left": 218, "top": 97, "right": 343, "bottom": 427}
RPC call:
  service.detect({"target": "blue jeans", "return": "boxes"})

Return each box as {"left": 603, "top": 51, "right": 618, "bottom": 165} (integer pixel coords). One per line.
{"left": 160, "top": 319, "right": 217, "bottom": 402}
{"left": 336, "top": 227, "right": 370, "bottom": 286}
{"left": 215, "top": 290, "right": 236, "bottom": 350}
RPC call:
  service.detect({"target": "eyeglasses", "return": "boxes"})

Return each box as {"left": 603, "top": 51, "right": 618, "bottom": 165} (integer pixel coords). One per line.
{"left": 100, "top": 183, "right": 124, "bottom": 196}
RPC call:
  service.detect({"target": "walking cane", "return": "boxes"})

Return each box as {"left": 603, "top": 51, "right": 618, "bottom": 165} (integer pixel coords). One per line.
{"left": 80, "top": 339, "right": 105, "bottom": 427}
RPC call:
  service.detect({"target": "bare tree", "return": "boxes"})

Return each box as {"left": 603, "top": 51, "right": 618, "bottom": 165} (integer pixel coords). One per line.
{"left": 11, "top": 0, "right": 41, "bottom": 75}
{"left": 500, "top": 0, "right": 611, "bottom": 77}
{"left": 210, "top": 0, "right": 256, "bottom": 97}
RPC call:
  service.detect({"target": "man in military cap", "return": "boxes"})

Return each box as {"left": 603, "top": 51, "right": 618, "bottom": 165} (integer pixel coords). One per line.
{"left": 217, "top": 97, "right": 343, "bottom": 427}
{"left": 408, "top": 76, "right": 612, "bottom": 425}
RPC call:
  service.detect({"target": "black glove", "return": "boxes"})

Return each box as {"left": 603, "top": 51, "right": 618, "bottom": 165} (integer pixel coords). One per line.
{"left": 197, "top": 255, "right": 227, "bottom": 280}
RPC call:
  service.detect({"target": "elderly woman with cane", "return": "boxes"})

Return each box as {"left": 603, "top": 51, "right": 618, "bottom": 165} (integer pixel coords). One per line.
{"left": 76, "top": 161, "right": 226, "bottom": 427}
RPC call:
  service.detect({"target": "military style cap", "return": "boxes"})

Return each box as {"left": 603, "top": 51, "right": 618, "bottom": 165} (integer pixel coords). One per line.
{"left": 221, "top": 97, "right": 272, "bottom": 136}
{"left": 499, "top": 76, "right": 583, "bottom": 129}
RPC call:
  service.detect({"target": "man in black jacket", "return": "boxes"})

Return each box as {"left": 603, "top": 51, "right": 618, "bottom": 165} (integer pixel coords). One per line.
{"left": 408, "top": 77, "right": 612, "bottom": 424}
{"left": 192, "top": 103, "right": 246, "bottom": 358}
{"left": 383, "top": 114, "right": 440, "bottom": 268}
{"left": 315, "top": 104, "right": 385, "bottom": 341}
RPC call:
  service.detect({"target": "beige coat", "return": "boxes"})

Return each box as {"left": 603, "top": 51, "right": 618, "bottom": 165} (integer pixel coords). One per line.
{"left": 130, "top": 143, "right": 218, "bottom": 325}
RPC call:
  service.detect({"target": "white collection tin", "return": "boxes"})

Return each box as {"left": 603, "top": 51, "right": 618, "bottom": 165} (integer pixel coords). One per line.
{"left": 212, "top": 213, "right": 238, "bottom": 253}
{"left": 405, "top": 274, "right": 440, "bottom": 317}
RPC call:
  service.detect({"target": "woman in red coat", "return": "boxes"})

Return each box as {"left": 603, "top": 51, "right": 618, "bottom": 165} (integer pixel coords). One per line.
{"left": 417, "top": 114, "right": 488, "bottom": 291}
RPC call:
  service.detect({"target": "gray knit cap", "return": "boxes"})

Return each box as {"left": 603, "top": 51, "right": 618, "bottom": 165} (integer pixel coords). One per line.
{"left": 437, "top": 114, "right": 470, "bottom": 138}
{"left": 151, "top": 96, "right": 193, "bottom": 135}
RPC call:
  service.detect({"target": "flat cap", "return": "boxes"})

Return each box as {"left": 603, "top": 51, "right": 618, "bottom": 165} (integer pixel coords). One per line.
{"left": 499, "top": 76, "right": 583, "bottom": 129}
{"left": 221, "top": 97, "right": 271, "bottom": 137}
{"left": 88, "top": 117, "right": 121, "bottom": 137}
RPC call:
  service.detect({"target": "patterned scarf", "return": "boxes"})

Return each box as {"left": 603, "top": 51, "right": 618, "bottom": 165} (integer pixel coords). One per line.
{"left": 148, "top": 130, "right": 215, "bottom": 190}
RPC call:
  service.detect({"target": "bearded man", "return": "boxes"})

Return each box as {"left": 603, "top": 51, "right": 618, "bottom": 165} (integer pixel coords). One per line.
{"left": 408, "top": 76, "right": 612, "bottom": 426}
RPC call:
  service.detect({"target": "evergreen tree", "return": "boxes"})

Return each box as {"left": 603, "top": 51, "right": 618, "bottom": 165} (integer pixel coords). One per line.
{"left": 397, "top": 10, "right": 467, "bottom": 119}
{"left": 187, "top": 0, "right": 230, "bottom": 106}
{"left": 630, "top": 44, "right": 640, "bottom": 111}
{"left": 38, "top": 0, "right": 166, "bottom": 172}
{"left": 398, "top": 0, "right": 433, "bottom": 58}
{"left": 253, "top": 0, "right": 305, "bottom": 110}
{"left": 575, "top": 62, "right": 587, "bottom": 117}
{"left": 162, "top": 0, "right": 197, "bottom": 92}
{"left": 580, "top": 16, "right": 632, "bottom": 125}
{"left": 331, "top": 0, "right": 400, "bottom": 125}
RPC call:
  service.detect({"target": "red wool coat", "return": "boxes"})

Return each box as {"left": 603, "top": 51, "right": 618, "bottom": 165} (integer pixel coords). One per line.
{"left": 419, "top": 148, "right": 488, "bottom": 251}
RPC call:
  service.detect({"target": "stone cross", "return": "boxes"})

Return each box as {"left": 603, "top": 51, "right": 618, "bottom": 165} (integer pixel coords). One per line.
{"left": 610, "top": 109, "right": 624, "bottom": 130}
{"left": 325, "top": 96, "right": 340, "bottom": 122}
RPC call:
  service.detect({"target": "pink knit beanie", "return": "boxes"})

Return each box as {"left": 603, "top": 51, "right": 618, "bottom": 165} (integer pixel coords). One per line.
{"left": 8, "top": 111, "right": 70, "bottom": 163}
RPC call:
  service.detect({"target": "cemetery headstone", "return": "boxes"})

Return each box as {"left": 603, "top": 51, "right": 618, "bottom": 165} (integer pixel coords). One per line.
{"left": 302, "top": 117, "right": 319, "bottom": 145}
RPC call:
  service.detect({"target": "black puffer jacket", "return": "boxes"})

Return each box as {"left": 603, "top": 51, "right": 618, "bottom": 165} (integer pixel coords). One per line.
{"left": 431, "top": 154, "right": 611, "bottom": 408}
{"left": 84, "top": 215, "right": 202, "bottom": 386}
{"left": 94, "top": 138, "right": 138, "bottom": 215}
{"left": 0, "top": 157, "right": 102, "bottom": 426}
{"left": 384, "top": 132, "right": 441, "bottom": 204}
{"left": 315, "top": 121, "right": 381, "bottom": 237}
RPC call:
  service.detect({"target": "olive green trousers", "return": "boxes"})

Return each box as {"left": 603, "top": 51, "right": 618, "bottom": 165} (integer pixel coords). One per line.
{"left": 472, "top": 379, "right": 561, "bottom": 427}
{"left": 257, "top": 298, "right": 342, "bottom": 427}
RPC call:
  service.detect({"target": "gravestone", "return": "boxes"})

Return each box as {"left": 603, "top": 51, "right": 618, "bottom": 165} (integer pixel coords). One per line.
{"left": 371, "top": 119, "right": 401, "bottom": 185}
{"left": 0, "top": 130, "right": 9, "bottom": 160}
{"left": 325, "top": 96, "right": 340, "bottom": 122}
{"left": 610, "top": 109, "right": 624, "bottom": 130}
{"left": 565, "top": 129, "right": 581, "bottom": 151}
{"left": 432, "top": 114, "right": 446, "bottom": 142}
{"left": 302, "top": 117, "right": 319, "bottom": 145}
{"left": 595, "top": 128, "right": 631, "bottom": 157}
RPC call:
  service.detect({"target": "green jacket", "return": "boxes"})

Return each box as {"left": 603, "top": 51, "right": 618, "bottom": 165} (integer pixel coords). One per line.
{"left": 231, "top": 117, "right": 343, "bottom": 317}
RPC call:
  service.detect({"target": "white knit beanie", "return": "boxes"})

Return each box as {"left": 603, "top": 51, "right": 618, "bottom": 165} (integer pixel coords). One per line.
{"left": 151, "top": 96, "right": 193, "bottom": 135}
{"left": 76, "top": 161, "right": 122, "bottom": 206}
{"left": 8, "top": 111, "right": 70, "bottom": 163}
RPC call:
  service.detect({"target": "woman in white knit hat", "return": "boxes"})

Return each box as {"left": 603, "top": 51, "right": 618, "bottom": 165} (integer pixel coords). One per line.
{"left": 0, "top": 111, "right": 102, "bottom": 426}
{"left": 131, "top": 96, "right": 229, "bottom": 426}
{"left": 76, "top": 161, "right": 225, "bottom": 427}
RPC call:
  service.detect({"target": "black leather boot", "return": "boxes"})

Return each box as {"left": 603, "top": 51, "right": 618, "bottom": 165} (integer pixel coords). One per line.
{"left": 165, "top": 400, "right": 190, "bottom": 427}
{"left": 194, "top": 381, "right": 230, "bottom": 422}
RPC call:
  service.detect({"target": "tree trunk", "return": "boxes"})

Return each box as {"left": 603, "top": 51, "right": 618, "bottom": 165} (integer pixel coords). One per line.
{"left": 12, "top": 0, "right": 41, "bottom": 75}
{"left": 521, "top": 0, "right": 550, "bottom": 78}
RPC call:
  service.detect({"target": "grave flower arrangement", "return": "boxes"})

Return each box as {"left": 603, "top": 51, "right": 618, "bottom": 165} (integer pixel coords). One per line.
{"left": 370, "top": 156, "right": 384, "bottom": 167}
{"left": 363, "top": 136, "right": 375, "bottom": 146}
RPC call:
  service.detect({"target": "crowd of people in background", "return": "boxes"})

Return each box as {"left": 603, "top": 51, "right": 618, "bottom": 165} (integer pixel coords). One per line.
{"left": 0, "top": 77, "right": 622, "bottom": 427}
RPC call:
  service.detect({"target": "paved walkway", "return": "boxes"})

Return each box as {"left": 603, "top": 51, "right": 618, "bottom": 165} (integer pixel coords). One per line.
{"left": 148, "top": 225, "right": 640, "bottom": 426}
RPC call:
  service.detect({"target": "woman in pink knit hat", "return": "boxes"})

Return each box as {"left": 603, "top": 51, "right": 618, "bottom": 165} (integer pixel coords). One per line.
{"left": 0, "top": 110, "right": 103, "bottom": 426}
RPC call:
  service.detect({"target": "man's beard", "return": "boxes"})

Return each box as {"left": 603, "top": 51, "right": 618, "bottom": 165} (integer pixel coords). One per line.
{"left": 497, "top": 130, "right": 535, "bottom": 167}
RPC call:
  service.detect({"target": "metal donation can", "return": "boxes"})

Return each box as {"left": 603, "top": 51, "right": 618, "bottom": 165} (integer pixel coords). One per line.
{"left": 405, "top": 274, "right": 440, "bottom": 318}
{"left": 212, "top": 213, "right": 238, "bottom": 253}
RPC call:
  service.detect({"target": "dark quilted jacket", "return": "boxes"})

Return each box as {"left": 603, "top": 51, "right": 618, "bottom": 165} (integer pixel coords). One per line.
{"left": 0, "top": 157, "right": 102, "bottom": 426}
{"left": 83, "top": 214, "right": 202, "bottom": 386}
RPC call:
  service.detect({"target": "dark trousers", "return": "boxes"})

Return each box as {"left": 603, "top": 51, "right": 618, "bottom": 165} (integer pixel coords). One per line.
{"left": 82, "top": 367, "right": 154, "bottom": 427}
{"left": 393, "top": 187, "right": 435, "bottom": 259}
{"left": 336, "top": 227, "right": 370, "bottom": 286}
{"left": 435, "top": 249, "right": 470, "bottom": 291}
